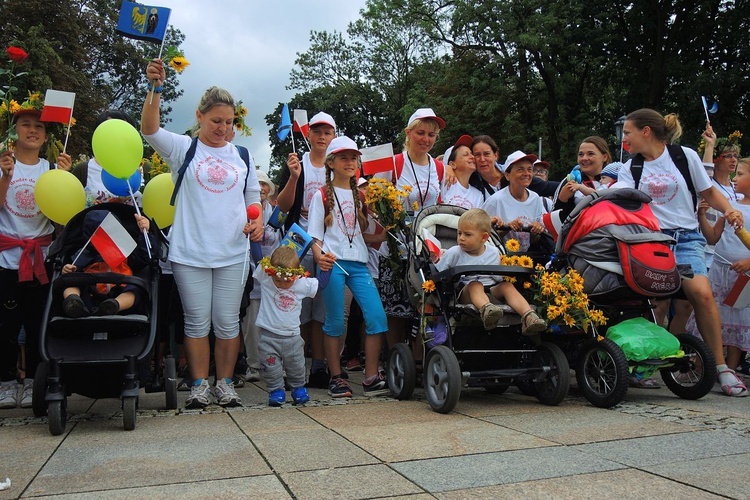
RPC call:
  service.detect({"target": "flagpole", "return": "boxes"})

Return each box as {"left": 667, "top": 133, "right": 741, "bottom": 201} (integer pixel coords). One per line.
{"left": 128, "top": 184, "right": 152, "bottom": 258}
{"left": 62, "top": 104, "right": 74, "bottom": 154}
{"left": 701, "top": 96, "right": 711, "bottom": 124}
{"left": 72, "top": 235, "right": 94, "bottom": 267}
{"left": 314, "top": 242, "right": 349, "bottom": 276}
{"left": 288, "top": 103, "right": 296, "bottom": 154}
{"left": 149, "top": 10, "right": 172, "bottom": 105}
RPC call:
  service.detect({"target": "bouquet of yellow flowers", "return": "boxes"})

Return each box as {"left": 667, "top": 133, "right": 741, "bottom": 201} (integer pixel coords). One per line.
{"left": 531, "top": 265, "right": 608, "bottom": 332}
{"left": 365, "top": 177, "right": 412, "bottom": 287}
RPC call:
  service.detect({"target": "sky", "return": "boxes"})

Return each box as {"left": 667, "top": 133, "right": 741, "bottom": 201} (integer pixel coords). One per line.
{"left": 152, "top": 0, "right": 368, "bottom": 171}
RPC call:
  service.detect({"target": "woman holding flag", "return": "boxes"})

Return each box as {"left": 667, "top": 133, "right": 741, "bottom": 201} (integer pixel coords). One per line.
{"left": 141, "top": 58, "right": 262, "bottom": 409}
{"left": 614, "top": 108, "right": 746, "bottom": 397}
{"left": 0, "top": 102, "right": 72, "bottom": 410}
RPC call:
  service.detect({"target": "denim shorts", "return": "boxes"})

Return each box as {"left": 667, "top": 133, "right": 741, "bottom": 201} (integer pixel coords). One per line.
{"left": 661, "top": 229, "right": 707, "bottom": 277}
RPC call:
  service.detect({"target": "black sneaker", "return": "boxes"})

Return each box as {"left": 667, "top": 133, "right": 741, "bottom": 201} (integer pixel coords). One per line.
{"left": 307, "top": 368, "right": 330, "bottom": 389}
{"left": 94, "top": 298, "right": 120, "bottom": 316}
{"left": 63, "top": 294, "right": 89, "bottom": 318}
{"left": 328, "top": 375, "right": 353, "bottom": 398}
{"left": 362, "top": 372, "right": 389, "bottom": 397}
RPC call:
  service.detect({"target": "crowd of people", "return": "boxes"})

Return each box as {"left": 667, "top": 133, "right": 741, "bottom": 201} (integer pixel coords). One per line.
{"left": 1, "top": 58, "right": 749, "bottom": 413}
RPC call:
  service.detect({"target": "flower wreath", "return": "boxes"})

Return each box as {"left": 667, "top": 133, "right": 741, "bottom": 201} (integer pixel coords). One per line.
{"left": 698, "top": 130, "right": 743, "bottom": 158}
{"left": 234, "top": 100, "right": 252, "bottom": 137}
{"left": 259, "top": 256, "right": 310, "bottom": 281}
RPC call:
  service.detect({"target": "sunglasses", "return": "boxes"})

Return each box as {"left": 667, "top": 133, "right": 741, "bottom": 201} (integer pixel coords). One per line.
{"left": 720, "top": 153, "right": 739, "bottom": 159}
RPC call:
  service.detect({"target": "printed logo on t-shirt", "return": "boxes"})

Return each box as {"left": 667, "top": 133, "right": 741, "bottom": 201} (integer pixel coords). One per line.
{"left": 6, "top": 178, "right": 41, "bottom": 218}
{"left": 194, "top": 156, "right": 239, "bottom": 194}
{"left": 444, "top": 194, "right": 472, "bottom": 209}
{"left": 643, "top": 172, "right": 678, "bottom": 205}
{"left": 336, "top": 198, "right": 360, "bottom": 236}
{"left": 274, "top": 289, "right": 296, "bottom": 312}
{"left": 303, "top": 181, "right": 325, "bottom": 208}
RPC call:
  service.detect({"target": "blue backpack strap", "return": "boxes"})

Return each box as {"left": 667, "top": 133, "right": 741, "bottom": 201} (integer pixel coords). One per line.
{"left": 235, "top": 145, "right": 251, "bottom": 190}
{"left": 170, "top": 137, "right": 199, "bottom": 206}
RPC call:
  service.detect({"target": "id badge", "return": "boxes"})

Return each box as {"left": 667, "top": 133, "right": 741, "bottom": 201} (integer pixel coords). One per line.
{"left": 342, "top": 247, "right": 358, "bottom": 261}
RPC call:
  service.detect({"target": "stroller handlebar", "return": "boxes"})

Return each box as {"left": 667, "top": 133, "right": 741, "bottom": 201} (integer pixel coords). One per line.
{"left": 432, "top": 264, "right": 534, "bottom": 284}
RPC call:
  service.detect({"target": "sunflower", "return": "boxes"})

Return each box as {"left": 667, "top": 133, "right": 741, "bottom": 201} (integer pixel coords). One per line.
{"left": 505, "top": 238, "right": 520, "bottom": 252}
{"left": 169, "top": 56, "right": 190, "bottom": 74}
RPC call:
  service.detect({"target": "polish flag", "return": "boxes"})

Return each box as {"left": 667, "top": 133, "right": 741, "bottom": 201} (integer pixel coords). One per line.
{"left": 723, "top": 273, "right": 750, "bottom": 309}
{"left": 293, "top": 109, "right": 309, "bottom": 137}
{"left": 361, "top": 143, "right": 395, "bottom": 175}
{"left": 422, "top": 228, "right": 442, "bottom": 258}
{"left": 90, "top": 213, "right": 137, "bottom": 269}
{"left": 39, "top": 90, "right": 76, "bottom": 124}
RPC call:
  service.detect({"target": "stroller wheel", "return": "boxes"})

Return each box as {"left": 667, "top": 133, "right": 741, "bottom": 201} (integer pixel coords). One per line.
{"left": 33, "top": 361, "right": 49, "bottom": 417}
{"left": 576, "top": 338, "right": 629, "bottom": 408}
{"left": 164, "top": 356, "right": 178, "bottom": 410}
{"left": 123, "top": 396, "right": 137, "bottom": 431}
{"left": 424, "top": 346, "right": 461, "bottom": 414}
{"left": 387, "top": 344, "right": 416, "bottom": 400}
{"left": 533, "top": 343, "right": 570, "bottom": 406}
{"left": 660, "top": 334, "right": 716, "bottom": 400}
{"left": 48, "top": 398, "right": 67, "bottom": 436}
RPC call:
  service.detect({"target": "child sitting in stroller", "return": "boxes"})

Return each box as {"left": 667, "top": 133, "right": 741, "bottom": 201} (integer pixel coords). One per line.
{"left": 430, "top": 208, "right": 547, "bottom": 334}
{"left": 61, "top": 210, "right": 152, "bottom": 317}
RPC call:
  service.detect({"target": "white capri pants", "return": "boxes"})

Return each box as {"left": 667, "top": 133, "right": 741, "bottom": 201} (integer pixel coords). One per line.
{"left": 172, "top": 261, "right": 246, "bottom": 340}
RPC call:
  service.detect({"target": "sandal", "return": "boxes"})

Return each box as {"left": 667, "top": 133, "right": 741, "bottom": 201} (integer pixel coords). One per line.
{"left": 521, "top": 310, "right": 547, "bottom": 336}
{"left": 718, "top": 367, "right": 748, "bottom": 397}
{"left": 628, "top": 375, "right": 660, "bottom": 389}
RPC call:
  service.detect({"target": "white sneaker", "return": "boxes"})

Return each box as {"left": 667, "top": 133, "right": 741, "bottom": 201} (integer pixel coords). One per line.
{"left": 214, "top": 378, "right": 242, "bottom": 407}
{"left": 185, "top": 379, "right": 211, "bottom": 409}
{"left": 0, "top": 381, "right": 18, "bottom": 409}
{"left": 19, "top": 379, "right": 33, "bottom": 409}
{"left": 244, "top": 367, "right": 261, "bottom": 383}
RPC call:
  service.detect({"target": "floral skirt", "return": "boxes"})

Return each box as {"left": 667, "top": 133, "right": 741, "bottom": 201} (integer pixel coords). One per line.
{"left": 377, "top": 256, "right": 414, "bottom": 318}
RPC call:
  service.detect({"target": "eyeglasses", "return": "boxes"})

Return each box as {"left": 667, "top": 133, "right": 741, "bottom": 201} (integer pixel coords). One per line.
{"left": 720, "top": 153, "right": 739, "bottom": 159}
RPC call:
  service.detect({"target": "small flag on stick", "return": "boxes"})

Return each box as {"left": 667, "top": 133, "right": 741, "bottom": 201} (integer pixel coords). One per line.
{"left": 360, "top": 143, "right": 395, "bottom": 175}
{"left": 39, "top": 90, "right": 75, "bottom": 124}
{"left": 723, "top": 273, "right": 750, "bottom": 309}
{"left": 277, "top": 103, "right": 292, "bottom": 141}
{"left": 293, "top": 109, "right": 309, "bottom": 138}
{"left": 116, "top": 0, "right": 171, "bottom": 43}
{"left": 90, "top": 213, "right": 138, "bottom": 269}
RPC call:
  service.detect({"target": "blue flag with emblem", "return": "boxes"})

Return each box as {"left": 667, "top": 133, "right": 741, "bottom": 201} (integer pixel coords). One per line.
{"left": 116, "top": 0, "right": 171, "bottom": 43}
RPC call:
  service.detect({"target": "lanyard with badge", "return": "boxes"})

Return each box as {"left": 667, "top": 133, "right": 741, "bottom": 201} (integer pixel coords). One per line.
{"left": 406, "top": 153, "right": 431, "bottom": 209}
{"left": 333, "top": 188, "right": 359, "bottom": 261}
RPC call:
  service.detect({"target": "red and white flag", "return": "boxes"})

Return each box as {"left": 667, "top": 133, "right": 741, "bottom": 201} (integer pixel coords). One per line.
{"left": 39, "top": 90, "right": 75, "bottom": 124}
{"left": 723, "top": 273, "right": 750, "bottom": 309}
{"left": 90, "top": 213, "right": 137, "bottom": 269}
{"left": 422, "top": 228, "right": 442, "bottom": 258}
{"left": 361, "top": 143, "right": 395, "bottom": 175}
{"left": 292, "top": 109, "right": 309, "bottom": 137}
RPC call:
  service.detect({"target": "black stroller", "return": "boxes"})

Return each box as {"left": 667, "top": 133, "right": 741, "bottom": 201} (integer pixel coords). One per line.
{"left": 549, "top": 189, "right": 716, "bottom": 408}
{"left": 33, "top": 203, "right": 177, "bottom": 434}
{"left": 386, "top": 204, "right": 570, "bottom": 413}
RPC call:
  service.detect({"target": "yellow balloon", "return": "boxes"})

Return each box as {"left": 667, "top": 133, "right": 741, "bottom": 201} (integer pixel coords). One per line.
{"left": 142, "top": 173, "right": 176, "bottom": 229}
{"left": 91, "top": 119, "right": 144, "bottom": 179}
{"left": 34, "top": 169, "right": 86, "bottom": 225}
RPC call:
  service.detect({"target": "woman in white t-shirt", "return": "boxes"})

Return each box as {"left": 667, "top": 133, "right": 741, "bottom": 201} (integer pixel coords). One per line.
{"left": 141, "top": 59, "right": 262, "bottom": 409}
{"left": 614, "top": 108, "right": 746, "bottom": 397}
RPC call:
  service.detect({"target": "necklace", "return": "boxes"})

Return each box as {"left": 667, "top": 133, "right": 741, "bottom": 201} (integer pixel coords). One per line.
{"left": 712, "top": 177, "right": 737, "bottom": 201}
{"left": 405, "top": 153, "right": 431, "bottom": 209}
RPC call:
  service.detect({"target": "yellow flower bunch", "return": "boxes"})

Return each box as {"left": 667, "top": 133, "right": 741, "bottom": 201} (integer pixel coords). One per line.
{"left": 233, "top": 100, "right": 252, "bottom": 137}
{"left": 365, "top": 177, "right": 411, "bottom": 288}
{"left": 500, "top": 254, "right": 533, "bottom": 268}
{"left": 145, "top": 151, "right": 169, "bottom": 181}
{"left": 531, "top": 265, "right": 607, "bottom": 331}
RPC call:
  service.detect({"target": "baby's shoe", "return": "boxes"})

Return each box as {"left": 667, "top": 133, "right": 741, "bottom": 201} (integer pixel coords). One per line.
{"left": 521, "top": 310, "right": 547, "bottom": 336}
{"left": 63, "top": 294, "right": 89, "bottom": 318}
{"left": 291, "top": 387, "right": 310, "bottom": 405}
{"left": 268, "top": 388, "right": 286, "bottom": 407}
{"left": 94, "top": 298, "right": 120, "bottom": 316}
{"left": 480, "top": 303, "right": 504, "bottom": 330}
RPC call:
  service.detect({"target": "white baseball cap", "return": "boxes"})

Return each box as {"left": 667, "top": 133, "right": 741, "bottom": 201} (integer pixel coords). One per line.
{"left": 502, "top": 150, "right": 538, "bottom": 172}
{"left": 357, "top": 176, "right": 368, "bottom": 187}
{"left": 309, "top": 111, "right": 336, "bottom": 130}
{"left": 325, "top": 136, "right": 361, "bottom": 156}
{"left": 407, "top": 107, "right": 446, "bottom": 129}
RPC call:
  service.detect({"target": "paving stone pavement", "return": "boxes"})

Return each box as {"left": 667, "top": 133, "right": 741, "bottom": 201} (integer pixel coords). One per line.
{"left": 1, "top": 371, "right": 749, "bottom": 499}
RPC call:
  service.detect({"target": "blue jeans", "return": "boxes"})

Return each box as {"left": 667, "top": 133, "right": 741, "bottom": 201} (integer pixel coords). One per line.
{"left": 661, "top": 229, "right": 708, "bottom": 277}
{"left": 321, "top": 260, "right": 387, "bottom": 337}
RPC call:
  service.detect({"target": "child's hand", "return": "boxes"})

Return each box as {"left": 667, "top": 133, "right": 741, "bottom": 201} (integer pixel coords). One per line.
{"left": 62, "top": 264, "right": 77, "bottom": 274}
{"left": 134, "top": 214, "right": 150, "bottom": 231}
{"left": 0, "top": 151, "right": 14, "bottom": 179}
{"left": 56, "top": 153, "right": 72, "bottom": 172}
{"left": 730, "top": 258, "right": 750, "bottom": 274}
{"left": 286, "top": 152, "right": 301, "bottom": 180}
{"left": 316, "top": 250, "right": 336, "bottom": 272}
{"left": 429, "top": 249, "right": 440, "bottom": 264}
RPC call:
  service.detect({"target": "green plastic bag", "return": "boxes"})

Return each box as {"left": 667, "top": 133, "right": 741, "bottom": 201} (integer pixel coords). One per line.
{"left": 606, "top": 317, "right": 681, "bottom": 362}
